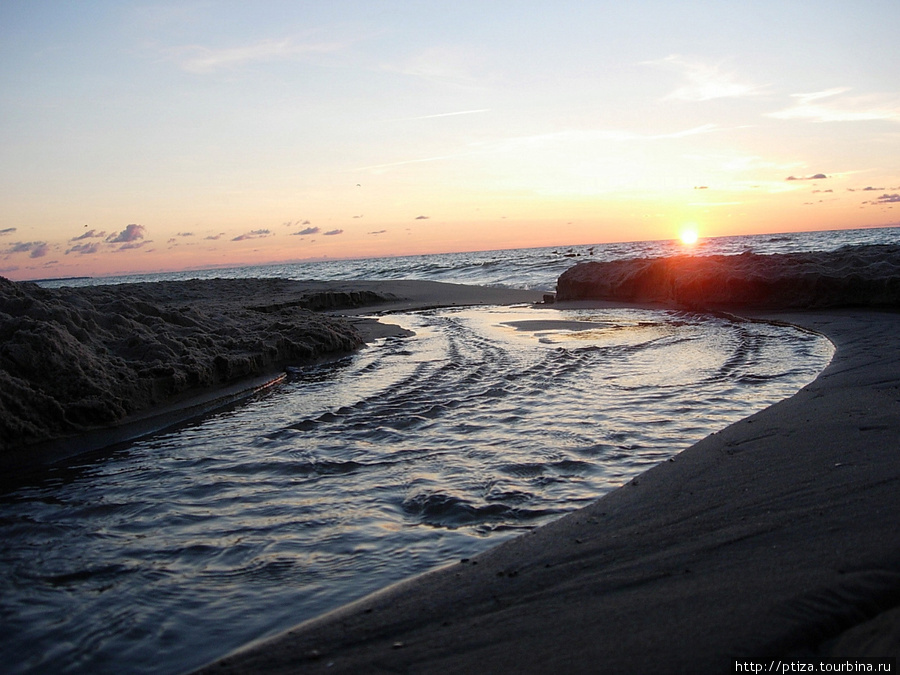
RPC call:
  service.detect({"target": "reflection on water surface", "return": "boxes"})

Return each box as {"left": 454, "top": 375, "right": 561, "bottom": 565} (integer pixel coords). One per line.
{"left": 0, "top": 305, "right": 832, "bottom": 675}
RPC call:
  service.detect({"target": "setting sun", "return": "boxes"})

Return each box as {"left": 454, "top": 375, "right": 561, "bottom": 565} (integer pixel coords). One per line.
{"left": 679, "top": 224, "right": 700, "bottom": 246}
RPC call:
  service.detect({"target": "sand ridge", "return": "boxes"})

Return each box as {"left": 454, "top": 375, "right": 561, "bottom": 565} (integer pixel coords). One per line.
{"left": 0, "top": 277, "right": 541, "bottom": 469}
{"left": 557, "top": 244, "right": 900, "bottom": 309}
{"left": 192, "top": 307, "right": 900, "bottom": 674}
{"left": 3, "top": 265, "right": 898, "bottom": 671}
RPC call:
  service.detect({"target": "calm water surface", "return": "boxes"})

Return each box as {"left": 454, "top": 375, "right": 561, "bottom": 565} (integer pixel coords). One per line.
{"left": 0, "top": 304, "right": 833, "bottom": 674}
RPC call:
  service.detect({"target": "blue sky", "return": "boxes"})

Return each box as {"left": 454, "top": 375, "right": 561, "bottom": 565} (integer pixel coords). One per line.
{"left": 2, "top": 1, "right": 899, "bottom": 279}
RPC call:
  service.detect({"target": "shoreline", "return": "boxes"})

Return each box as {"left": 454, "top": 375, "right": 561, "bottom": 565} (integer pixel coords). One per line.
{"left": 0, "top": 277, "right": 543, "bottom": 473}
{"left": 194, "top": 304, "right": 900, "bottom": 673}
{"left": 4, "top": 275, "right": 898, "bottom": 670}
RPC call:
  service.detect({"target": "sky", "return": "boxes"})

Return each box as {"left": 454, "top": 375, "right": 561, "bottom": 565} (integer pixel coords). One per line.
{"left": 2, "top": 1, "right": 900, "bottom": 280}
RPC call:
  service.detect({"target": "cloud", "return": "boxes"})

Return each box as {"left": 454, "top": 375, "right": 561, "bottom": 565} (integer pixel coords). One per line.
{"left": 862, "top": 186, "right": 885, "bottom": 191}
{"left": 694, "top": 186, "right": 709, "bottom": 190}
{"left": 386, "top": 45, "right": 493, "bottom": 87}
{"left": 368, "top": 230, "right": 387, "bottom": 235}
{"left": 167, "top": 38, "right": 345, "bottom": 74}
{"left": 231, "top": 229, "right": 273, "bottom": 241}
{"left": 768, "top": 88, "right": 900, "bottom": 123}
{"left": 115, "top": 241, "right": 152, "bottom": 251}
{"left": 205, "top": 233, "right": 225, "bottom": 240}
{"left": 177, "top": 231, "right": 194, "bottom": 237}
{"left": 352, "top": 214, "right": 363, "bottom": 219}
{"left": 393, "top": 109, "right": 491, "bottom": 122}
{"left": 292, "top": 226, "right": 320, "bottom": 236}
{"left": 323, "top": 229, "right": 343, "bottom": 236}
{"left": 106, "top": 224, "right": 146, "bottom": 243}
{"left": 356, "top": 153, "right": 462, "bottom": 173}
{"left": 70, "top": 228, "right": 106, "bottom": 241}
{"left": 786, "top": 173, "right": 828, "bottom": 181}
{"left": 876, "top": 194, "right": 900, "bottom": 203}
{"left": 646, "top": 55, "right": 765, "bottom": 101}
{"left": 65, "top": 242, "right": 101, "bottom": 255}
{"left": 0, "top": 227, "right": 16, "bottom": 236}
{"left": 4, "top": 241, "right": 49, "bottom": 257}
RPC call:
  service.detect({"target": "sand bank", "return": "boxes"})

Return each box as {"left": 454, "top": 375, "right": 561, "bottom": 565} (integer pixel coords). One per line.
{"left": 0, "top": 276, "right": 542, "bottom": 470}
{"left": 193, "top": 246, "right": 900, "bottom": 673}
{"left": 557, "top": 243, "right": 900, "bottom": 308}
{"left": 193, "top": 306, "right": 900, "bottom": 673}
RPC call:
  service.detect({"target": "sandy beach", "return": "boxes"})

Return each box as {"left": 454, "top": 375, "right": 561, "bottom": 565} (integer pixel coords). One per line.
{"left": 0, "top": 277, "right": 542, "bottom": 471}
{"left": 2, "top": 262, "right": 898, "bottom": 673}
{"left": 189, "top": 305, "right": 900, "bottom": 674}
{"left": 180, "top": 250, "right": 900, "bottom": 674}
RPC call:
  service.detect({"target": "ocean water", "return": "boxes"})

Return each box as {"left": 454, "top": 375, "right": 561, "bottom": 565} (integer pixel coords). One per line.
{"left": 39, "top": 225, "right": 900, "bottom": 292}
{"left": 3, "top": 227, "right": 894, "bottom": 674}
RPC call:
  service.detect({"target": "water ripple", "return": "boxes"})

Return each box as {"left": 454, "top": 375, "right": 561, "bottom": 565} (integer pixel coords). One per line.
{"left": 0, "top": 305, "right": 832, "bottom": 674}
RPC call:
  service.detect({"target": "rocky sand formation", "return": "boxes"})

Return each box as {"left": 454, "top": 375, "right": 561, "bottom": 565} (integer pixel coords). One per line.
{"left": 556, "top": 244, "right": 900, "bottom": 309}
{"left": 0, "top": 277, "right": 386, "bottom": 456}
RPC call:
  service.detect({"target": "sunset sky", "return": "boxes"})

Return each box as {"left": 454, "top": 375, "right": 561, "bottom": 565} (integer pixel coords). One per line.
{"left": 2, "top": 1, "right": 899, "bottom": 280}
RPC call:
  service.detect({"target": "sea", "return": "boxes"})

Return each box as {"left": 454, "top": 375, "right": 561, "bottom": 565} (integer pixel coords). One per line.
{"left": 2, "top": 226, "right": 898, "bottom": 674}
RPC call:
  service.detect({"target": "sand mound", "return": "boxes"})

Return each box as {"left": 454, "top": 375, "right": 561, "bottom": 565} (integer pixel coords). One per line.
{"left": 556, "top": 244, "right": 900, "bottom": 309}
{"left": 0, "top": 277, "right": 380, "bottom": 455}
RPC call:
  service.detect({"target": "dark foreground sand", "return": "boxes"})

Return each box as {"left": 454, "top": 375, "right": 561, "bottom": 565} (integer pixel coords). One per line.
{"left": 194, "top": 307, "right": 900, "bottom": 674}
{"left": 188, "top": 250, "right": 900, "bottom": 674}
{"left": 3, "top": 265, "right": 899, "bottom": 672}
{"left": 0, "top": 276, "right": 542, "bottom": 471}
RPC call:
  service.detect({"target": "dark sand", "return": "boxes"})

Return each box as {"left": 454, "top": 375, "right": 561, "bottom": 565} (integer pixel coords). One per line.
{"left": 195, "top": 307, "right": 900, "bottom": 674}
{"left": 0, "top": 276, "right": 542, "bottom": 471}
{"left": 4, "top": 271, "right": 899, "bottom": 672}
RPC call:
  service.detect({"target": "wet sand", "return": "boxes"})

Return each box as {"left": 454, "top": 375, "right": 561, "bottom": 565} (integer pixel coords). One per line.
{"left": 0, "top": 276, "right": 542, "bottom": 471}
{"left": 4, "top": 273, "right": 899, "bottom": 671}
{"left": 193, "top": 305, "right": 900, "bottom": 673}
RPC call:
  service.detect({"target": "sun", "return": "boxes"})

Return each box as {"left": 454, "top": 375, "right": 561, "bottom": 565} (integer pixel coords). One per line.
{"left": 679, "top": 223, "right": 699, "bottom": 246}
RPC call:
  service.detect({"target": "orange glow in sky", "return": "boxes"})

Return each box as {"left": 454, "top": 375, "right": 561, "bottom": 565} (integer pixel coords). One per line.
{"left": 1, "top": 3, "right": 899, "bottom": 280}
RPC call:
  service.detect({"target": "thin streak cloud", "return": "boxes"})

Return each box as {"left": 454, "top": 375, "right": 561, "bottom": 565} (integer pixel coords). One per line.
{"left": 167, "top": 37, "right": 345, "bottom": 74}
{"left": 394, "top": 109, "right": 491, "bottom": 122}
{"left": 768, "top": 88, "right": 900, "bottom": 123}
{"left": 646, "top": 55, "right": 766, "bottom": 101}
{"left": 356, "top": 154, "right": 462, "bottom": 172}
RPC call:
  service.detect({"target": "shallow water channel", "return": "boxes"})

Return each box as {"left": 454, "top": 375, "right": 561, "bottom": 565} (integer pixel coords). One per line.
{"left": 0, "top": 305, "right": 833, "bottom": 674}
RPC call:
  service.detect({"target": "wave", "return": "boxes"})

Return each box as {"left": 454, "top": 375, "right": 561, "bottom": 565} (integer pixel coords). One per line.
{"left": 556, "top": 244, "right": 900, "bottom": 309}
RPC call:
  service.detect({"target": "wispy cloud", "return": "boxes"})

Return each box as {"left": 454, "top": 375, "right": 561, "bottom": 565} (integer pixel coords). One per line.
{"left": 66, "top": 242, "right": 100, "bottom": 256}
{"left": 768, "top": 88, "right": 900, "bottom": 123}
{"left": 292, "top": 226, "right": 320, "bottom": 236}
{"left": 106, "top": 224, "right": 146, "bottom": 244}
{"left": 385, "top": 46, "right": 493, "bottom": 87}
{"left": 356, "top": 153, "right": 461, "bottom": 172}
{"left": 115, "top": 241, "right": 152, "bottom": 252}
{"left": 646, "top": 55, "right": 766, "bottom": 101}
{"left": 359, "top": 124, "right": 719, "bottom": 174}
{"left": 786, "top": 173, "right": 828, "bottom": 181}
{"left": 232, "top": 229, "right": 273, "bottom": 241}
{"left": 167, "top": 37, "right": 345, "bottom": 74}
{"left": 3, "top": 241, "right": 49, "bottom": 258}
{"left": 70, "top": 228, "right": 106, "bottom": 241}
{"left": 323, "top": 229, "right": 343, "bottom": 236}
{"left": 475, "top": 124, "right": 720, "bottom": 154}
{"left": 393, "top": 109, "right": 491, "bottom": 122}
{"left": 0, "top": 227, "right": 16, "bottom": 236}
